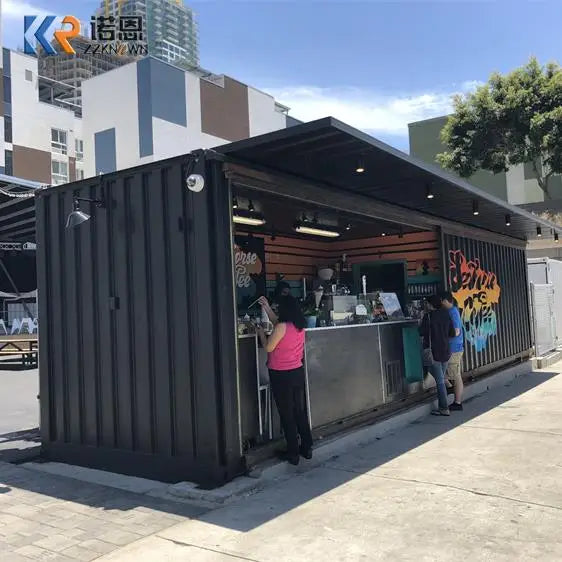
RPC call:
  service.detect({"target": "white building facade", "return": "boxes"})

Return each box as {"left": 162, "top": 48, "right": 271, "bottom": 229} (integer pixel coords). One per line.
{"left": 2, "top": 48, "right": 84, "bottom": 186}
{"left": 81, "top": 57, "right": 299, "bottom": 177}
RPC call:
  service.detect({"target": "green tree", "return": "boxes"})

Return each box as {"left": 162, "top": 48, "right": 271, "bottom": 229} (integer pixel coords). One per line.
{"left": 437, "top": 58, "right": 562, "bottom": 199}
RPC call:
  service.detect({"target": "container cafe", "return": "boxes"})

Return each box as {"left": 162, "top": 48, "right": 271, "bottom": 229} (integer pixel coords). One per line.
{"left": 36, "top": 118, "right": 553, "bottom": 487}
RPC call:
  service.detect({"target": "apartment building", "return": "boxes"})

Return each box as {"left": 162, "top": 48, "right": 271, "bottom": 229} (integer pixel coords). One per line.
{"left": 81, "top": 56, "right": 299, "bottom": 177}
{"left": 98, "top": 0, "right": 199, "bottom": 67}
{"left": 2, "top": 49, "right": 83, "bottom": 186}
{"left": 37, "top": 36, "right": 136, "bottom": 109}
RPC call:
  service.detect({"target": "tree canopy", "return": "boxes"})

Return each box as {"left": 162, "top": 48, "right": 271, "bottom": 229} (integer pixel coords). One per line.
{"left": 437, "top": 58, "right": 562, "bottom": 198}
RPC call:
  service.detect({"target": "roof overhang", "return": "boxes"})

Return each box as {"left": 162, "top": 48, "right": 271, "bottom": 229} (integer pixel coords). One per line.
{"left": 215, "top": 117, "right": 559, "bottom": 243}
{"left": 0, "top": 174, "right": 44, "bottom": 242}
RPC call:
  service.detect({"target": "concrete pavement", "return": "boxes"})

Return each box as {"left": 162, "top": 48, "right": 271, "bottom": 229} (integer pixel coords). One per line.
{"left": 0, "top": 367, "right": 40, "bottom": 463}
{"left": 0, "top": 364, "right": 561, "bottom": 560}
{"left": 98, "top": 366, "right": 562, "bottom": 561}
{"left": 0, "top": 367, "right": 38, "bottom": 435}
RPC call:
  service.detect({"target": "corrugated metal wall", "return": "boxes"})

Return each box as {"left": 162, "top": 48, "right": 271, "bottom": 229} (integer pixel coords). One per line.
{"left": 36, "top": 155, "right": 242, "bottom": 486}
{"left": 442, "top": 233, "right": 532, "bottom": 375}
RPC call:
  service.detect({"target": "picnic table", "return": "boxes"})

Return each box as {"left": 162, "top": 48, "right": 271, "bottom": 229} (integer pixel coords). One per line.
{"left": 0, "top": 338, "right": 38, "bottom": 367}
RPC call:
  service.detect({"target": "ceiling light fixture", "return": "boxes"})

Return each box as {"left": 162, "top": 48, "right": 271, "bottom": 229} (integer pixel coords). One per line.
{"left": 355, "top": 156, "right": 365, "bottom": 174}
{"left": 294, "top": 218, "right": 340, "bottom": 238}
{"left": 537, "top": 226, "right": 542, "bottom": 238}
{"left": 248, "top": 199, "right": 255, "bottom": 212}
{"left": 472, "top": 200, "right": 479, "bottom": 216}
{"left": 426, "top": 184, "right": 434, "bottom": 199}
{"left": 505, "top": 214, "right": 511, "bottom": 226}
{"left": 233, "top": 214, "right": 266, "bottom": 226}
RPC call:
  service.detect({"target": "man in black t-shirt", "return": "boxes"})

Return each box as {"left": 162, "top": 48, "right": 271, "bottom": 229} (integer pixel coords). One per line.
{"left": 420, "top": 295, "right": 455, "bottom": 416}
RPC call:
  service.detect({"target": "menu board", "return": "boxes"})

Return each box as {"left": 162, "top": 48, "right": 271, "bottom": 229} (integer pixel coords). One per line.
{"left": 234, "top": 236, "right": 266, "bottom": 310}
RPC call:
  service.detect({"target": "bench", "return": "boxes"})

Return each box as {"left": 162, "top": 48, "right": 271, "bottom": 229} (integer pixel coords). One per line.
{"left": 0, "top": 340, "right": 39, "bottom": 368}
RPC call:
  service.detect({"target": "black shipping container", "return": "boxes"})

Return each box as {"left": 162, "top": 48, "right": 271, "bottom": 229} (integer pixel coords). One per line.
{"left": 36, "top": 134, "right": 538, "bottom": 486}
{"left": 36, "top": 154, "right": 243, "bottom": 487}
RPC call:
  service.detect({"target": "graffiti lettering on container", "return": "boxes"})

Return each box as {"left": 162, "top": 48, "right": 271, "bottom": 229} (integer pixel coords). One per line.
{"left": 449, "top": 250, "right": 501, "bottom": 352}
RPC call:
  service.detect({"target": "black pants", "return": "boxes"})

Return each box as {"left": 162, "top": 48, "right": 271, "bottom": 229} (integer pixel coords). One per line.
{"left": 269, "top": 366, "right": 313, "bottom": 456}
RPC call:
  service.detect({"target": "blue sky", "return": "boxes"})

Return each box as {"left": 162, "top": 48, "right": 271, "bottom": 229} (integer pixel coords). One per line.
{"left": 3, "top": 0, "right": 562, "bottom": 150}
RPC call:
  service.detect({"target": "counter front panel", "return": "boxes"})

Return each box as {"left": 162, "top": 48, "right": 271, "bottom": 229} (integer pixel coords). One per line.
{"left": 305, "top": 325, "right": 384, "bottom": 428}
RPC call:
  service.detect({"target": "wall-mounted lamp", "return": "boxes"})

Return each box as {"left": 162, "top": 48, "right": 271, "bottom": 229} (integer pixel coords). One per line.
{"left": 66, "top": 196, "right": 105, "bottom": 229}
{"left": 381, "top": 232, "right": 386, "bottom": 237}
{"left": 505, "top": 214, "right": 511, "bottom": 226}
{"left": 345, "top": 223, "right": 351, "bottom": 231}
{"left": 248, "top": 199, "right": 255, "bottom": 212}
{"left": 537, "top": 226, "right": 542, "bottom": 238}
{"left": 555, "top": 232, "right": 559, "bottom": 243}
{"left": 426, "top": 184, "right": 434, "bottom": 199}
{"left": 232, "top": 196, "right": 238, "bottom": 209}
{"left": 472, "top": 200, "right": 479, "bottom": 216}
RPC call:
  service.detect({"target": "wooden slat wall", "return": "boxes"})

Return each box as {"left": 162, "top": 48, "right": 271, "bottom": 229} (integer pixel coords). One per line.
{"left": 330, "top": 231, "right": 440, "bottom": 277}
{"left": 235, "top": 230, "right": 440, "bottom": 281}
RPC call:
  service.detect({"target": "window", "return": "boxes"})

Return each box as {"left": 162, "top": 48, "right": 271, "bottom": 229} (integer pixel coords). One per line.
{"left": 76, "top": 168, "right": 85, "bottom": 180}
{"left": 3, "top": 76, "right": 11, "bottom": 104}
{"left": 51, "top": 128, "right": 68, "bottom": 155}
{"left": 4, "top": 116, "right": 12, "bottom": 143}
{"left": 5, "top": 150, "right": 13, "bottom": 176}
{"left": 25, "top": 69, "right": 33, "bottom": 82}
{"left": 75, "top": 139, "right": 83, "bottom": 161}
{"left": 51, "top": 160, "right": 68, "bottom": 185}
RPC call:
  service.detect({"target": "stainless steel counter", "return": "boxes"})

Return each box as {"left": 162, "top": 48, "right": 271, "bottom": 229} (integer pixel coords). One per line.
{"left": 304, "top": 320, "right": 417, "bottom": 429}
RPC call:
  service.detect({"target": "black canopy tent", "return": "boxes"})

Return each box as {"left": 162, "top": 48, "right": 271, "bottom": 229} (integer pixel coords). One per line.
{"left": 0, "top": 174, "right": 41, "bottom": 315}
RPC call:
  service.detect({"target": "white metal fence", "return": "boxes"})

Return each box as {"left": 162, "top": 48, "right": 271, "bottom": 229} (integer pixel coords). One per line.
{"left": 530, "top": 282, "right": 557, "bottom": 356}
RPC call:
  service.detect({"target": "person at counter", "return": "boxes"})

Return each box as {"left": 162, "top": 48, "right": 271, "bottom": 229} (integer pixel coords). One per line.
{"left": 256, "top": 295, "right": 313, "bottom": 465}
{"left": 441, "top": 291, "right": 464, "bottom": 411}
{"left": 419, "top": 295, "right": 455, "bottom": 416}
{"left": 257, "top": 281, "right": 291, "bottom": 324}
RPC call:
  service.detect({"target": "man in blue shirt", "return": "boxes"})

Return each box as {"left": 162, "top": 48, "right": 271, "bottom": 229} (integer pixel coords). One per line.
{"left": 441, "top": 291, "right": 464, "bottom": 411}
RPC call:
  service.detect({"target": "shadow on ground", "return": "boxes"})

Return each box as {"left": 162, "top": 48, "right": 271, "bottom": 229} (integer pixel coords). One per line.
{"left": 0, "top": 370, "right": 558, "bottom": 530}
{"left": 0, "top": 358, "right": 37, "bottom": 371}
{"left": 0, "top": 427, "right": 41, "bottom": 463}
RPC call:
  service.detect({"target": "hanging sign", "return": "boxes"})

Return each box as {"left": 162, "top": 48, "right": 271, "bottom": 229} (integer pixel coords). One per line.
{"left": 234, "top": 236, "right": 266, "bottom": 310}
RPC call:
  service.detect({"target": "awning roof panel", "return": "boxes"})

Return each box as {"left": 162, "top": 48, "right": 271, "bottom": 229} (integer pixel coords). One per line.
{"left": 216, "top": 117, "right": 557, "bottom": 242}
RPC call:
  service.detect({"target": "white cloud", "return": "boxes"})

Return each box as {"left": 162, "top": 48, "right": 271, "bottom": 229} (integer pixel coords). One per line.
{"left": 264, "top": 81, "right": 481, "bottom": 139}
{"left": 3, "top": 0, "right": 49, "bottom": 18}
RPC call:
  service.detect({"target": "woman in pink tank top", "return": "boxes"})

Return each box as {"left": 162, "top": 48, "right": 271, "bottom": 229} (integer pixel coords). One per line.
{"left": 257, "top": 295, "right": 313, "bottom": 465}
